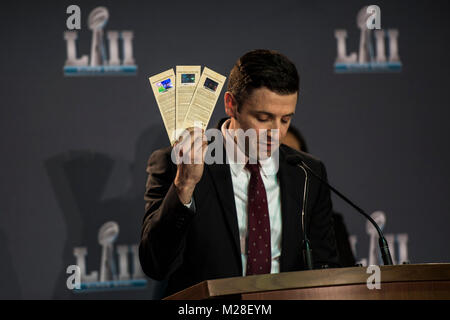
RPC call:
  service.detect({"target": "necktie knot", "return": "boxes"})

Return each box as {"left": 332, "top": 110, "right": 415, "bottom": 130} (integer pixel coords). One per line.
{"left": 245, "top": 162, "right": 260, "bottom": 174}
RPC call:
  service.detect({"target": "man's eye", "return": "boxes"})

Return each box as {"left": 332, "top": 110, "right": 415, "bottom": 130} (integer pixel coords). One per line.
{"left": 281, "top": 118, "right": 291, "bottom": 124}
{"left": 257, "top": 117, "right": 269, "bottom": 122}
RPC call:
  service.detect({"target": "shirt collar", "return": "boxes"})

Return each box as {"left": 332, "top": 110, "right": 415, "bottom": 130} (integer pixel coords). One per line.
{"left": 220, "top": 118, "right": 278, "bottom": 177}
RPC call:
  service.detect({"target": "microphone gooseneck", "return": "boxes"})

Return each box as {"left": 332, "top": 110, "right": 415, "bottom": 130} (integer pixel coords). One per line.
{"left": 286, "top": 154, "right": 393, "bottom": 266}
{"left": 297, "top": 164, "right": 314, "bottom": 270}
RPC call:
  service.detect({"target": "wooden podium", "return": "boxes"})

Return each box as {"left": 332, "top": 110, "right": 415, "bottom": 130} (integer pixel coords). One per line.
{"left": 165, "top": 263, "right": 450, "bottom": 300}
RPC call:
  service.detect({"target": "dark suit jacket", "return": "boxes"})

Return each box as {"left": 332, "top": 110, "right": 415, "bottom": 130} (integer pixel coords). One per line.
{"left": 139, "top": 120, "right": 339, "bottom": 296}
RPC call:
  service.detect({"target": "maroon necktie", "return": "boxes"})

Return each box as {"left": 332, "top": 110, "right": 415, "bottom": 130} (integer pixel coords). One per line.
{"left": 245, "top": 162, "right": 271, "bottom": 275}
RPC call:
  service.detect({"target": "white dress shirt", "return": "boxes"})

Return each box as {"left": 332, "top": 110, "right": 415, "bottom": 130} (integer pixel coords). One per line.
{"left": 221, "top": 119, "right": 282, "bottom": 276}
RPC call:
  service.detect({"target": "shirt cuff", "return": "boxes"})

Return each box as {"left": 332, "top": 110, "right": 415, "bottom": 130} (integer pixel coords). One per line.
{"left": 183, "top": 197, "right": 195, "bottom": 211}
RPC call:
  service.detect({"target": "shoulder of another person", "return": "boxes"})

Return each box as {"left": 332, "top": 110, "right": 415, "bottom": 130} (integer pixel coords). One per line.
{"left": 147, "top": 145, "right": 175, "bottom": 169}
{"left": 148, "top": 145, "right": 172, "bottom": 160}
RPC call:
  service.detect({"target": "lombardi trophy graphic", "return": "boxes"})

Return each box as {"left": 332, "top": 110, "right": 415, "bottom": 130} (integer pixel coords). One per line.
{"left": 88, "top": 7, "right": 109, "bottom": 67}
{"left": 356, "top": 6, "right": 373, "bottom": 64}
{"left": 98, "top": 221, "right": 119, "bottom": 282}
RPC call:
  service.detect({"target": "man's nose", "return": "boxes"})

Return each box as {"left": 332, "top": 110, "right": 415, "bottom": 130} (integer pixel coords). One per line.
{"left": 267, "top": 123, "right": 281, "bottom": 141}
{"left": 270, "top": 119, "right": 282, "bottom": 132}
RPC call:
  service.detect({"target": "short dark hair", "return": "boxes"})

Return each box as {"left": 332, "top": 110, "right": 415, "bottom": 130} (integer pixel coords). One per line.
{"left": 227, "top": 49, "right": 300, "bottom": 111}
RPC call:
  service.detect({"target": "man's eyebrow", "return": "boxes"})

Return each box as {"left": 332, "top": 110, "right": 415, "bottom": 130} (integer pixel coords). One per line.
{"left": 254, "top": 111, "right": 295, "bottom": 117}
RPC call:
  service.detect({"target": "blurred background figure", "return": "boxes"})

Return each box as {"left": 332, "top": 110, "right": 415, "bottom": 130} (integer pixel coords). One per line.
{"left": 282, "top": 125, "right": 356, "bottom": 267}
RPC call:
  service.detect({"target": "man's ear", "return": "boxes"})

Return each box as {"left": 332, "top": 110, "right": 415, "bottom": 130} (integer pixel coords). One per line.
{"left": 224, "top": 92, "right": 238, "bottom": 118}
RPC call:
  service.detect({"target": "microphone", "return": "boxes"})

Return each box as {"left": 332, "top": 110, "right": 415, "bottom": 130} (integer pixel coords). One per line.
{"left": 286, "top": 154, "right": 393, "bottom": 266}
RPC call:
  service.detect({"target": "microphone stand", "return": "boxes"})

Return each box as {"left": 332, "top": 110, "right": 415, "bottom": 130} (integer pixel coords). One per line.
{"left": 296, "top": 158, "right": 393, "bottom": 266}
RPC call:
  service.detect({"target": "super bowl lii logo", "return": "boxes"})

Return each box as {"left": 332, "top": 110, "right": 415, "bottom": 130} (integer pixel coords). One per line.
{"left": 66, "top": 221, "right": 147, "bottom": 292}
{"left": 63, "top": 6, "right": 137, "bottom": 76}
{"left": 350, "top": 211, "right": 410, "bottom": 266}
{"left": 334, "top": 5, "right": 402, "bottom": 73}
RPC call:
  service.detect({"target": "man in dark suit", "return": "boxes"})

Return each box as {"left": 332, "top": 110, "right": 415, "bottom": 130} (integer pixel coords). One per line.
{"left": 139, "top": 49, "right": 339, "bottom": 297}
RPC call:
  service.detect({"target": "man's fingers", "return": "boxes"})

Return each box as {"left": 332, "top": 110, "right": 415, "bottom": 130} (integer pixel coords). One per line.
{"left": 191, "top": 138, "right": 208, "bottom": 164}
{"left": 201, "top": 140, "right": 209, "bottom": 158}
{"left": 173, "top": 126, "right": 207, "bottom": 164}
{"left": 176, "top": 134, "right": 207, "bottom": 164}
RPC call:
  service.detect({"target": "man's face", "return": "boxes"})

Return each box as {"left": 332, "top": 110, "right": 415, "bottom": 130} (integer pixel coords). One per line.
{"left": 225, "top": 87, "right": 297, "bottom": 158}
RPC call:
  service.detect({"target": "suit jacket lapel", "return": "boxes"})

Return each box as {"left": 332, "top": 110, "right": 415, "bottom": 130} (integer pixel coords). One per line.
{"left": 205, "top": 144, "right": 242, "bottom": 273}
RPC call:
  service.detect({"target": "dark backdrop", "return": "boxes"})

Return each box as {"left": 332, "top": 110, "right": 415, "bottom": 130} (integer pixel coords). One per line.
{"left": 1, "top": 0, "right": 449, "bottom": 299}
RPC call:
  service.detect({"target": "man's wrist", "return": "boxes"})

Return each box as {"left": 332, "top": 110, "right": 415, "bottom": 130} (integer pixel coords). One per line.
{"left": 174, "top": 178, "right": 196, "bottom": 204}
{"left": 183, "top": 197, "right": 193, "bottom": 208}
